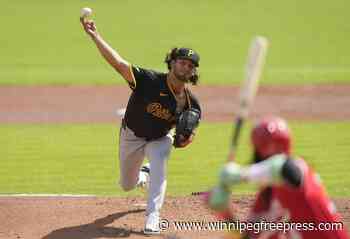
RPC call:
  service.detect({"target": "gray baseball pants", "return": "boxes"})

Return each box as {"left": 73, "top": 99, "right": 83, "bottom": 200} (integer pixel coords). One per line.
{"left": 118, "top": 124, "right": 173, "bottom": 223}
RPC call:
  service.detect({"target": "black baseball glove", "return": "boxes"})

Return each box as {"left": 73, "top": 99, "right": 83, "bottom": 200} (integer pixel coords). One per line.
{"left": 173, "top": 108, "right": 201, "bottom": 148}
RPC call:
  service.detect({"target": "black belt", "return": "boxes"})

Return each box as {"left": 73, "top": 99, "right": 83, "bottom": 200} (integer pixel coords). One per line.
{"left": 121, "top": 118, "right": 166, "bottom": 141}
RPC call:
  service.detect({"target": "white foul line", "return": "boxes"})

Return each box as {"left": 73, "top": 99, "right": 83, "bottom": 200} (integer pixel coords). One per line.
{"left": 0, "top": 194, "right": 96, "bottom": 197}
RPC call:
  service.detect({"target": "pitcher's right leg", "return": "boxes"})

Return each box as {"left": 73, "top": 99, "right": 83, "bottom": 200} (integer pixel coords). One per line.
{"left": 118, "top": 125, "right": 147, "bottom": 191}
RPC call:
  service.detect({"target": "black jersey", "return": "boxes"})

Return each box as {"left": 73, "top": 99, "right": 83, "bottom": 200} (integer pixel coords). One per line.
{"left": 123, "top": 65, "right": 201, "bottom": 141}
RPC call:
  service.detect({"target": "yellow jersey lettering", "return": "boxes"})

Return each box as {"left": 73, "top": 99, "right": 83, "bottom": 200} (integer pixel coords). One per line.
{"left": 146, "top": 103, "right": 173, "bottom": 121}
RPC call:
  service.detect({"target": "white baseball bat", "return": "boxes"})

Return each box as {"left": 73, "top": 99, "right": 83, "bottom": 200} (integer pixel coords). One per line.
{"left": 227, "top": 36, "right": 269, "bottom": 162}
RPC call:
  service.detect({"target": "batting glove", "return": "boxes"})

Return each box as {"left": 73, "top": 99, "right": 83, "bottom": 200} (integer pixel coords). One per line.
{"left": 220, "top": 162, "right": 243, "bottom": 187}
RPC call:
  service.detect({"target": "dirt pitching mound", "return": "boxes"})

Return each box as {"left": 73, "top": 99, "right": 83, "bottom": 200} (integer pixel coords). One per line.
{"left": 0, "top": 196, "right": 349, "bottom": 239}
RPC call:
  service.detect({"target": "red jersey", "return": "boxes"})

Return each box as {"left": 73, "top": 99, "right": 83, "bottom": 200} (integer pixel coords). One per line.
{"left": 246, "top": 159, "right": 349, "bottom": 239}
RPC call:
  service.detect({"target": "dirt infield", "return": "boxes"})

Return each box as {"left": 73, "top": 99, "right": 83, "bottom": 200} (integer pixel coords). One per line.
{"left": 0, "top": 196, "right": 349, "bottom": 239}
{"left": 1, "top": 84, "right": 350, "bottom": 123}
{"left": 0, "top": 84, "right": 350, "bottom": 238}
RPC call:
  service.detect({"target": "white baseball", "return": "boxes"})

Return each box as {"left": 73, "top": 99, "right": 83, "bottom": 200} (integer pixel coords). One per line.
{"left": 80, "top": 7, "right": 92, "bottom": 18}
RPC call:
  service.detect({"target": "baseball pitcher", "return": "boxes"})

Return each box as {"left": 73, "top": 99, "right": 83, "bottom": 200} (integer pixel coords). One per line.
{"left": 80, "top": 18, "right": 201, "bottom": 235}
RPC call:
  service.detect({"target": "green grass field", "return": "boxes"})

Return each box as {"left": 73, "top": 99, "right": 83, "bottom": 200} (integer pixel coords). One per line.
{"left": 1, "top": 122, "right": 349, "bottom": 197}
{"left": 1, "top": 0, "right": 350, "bottom": 85}
{"left": 1, "top": 1, "right": 349, "bottom": 199}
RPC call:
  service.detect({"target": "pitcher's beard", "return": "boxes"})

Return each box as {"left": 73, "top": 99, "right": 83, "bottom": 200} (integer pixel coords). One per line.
{"left": 174, "top": 72, "right": 191, "bottom": 83}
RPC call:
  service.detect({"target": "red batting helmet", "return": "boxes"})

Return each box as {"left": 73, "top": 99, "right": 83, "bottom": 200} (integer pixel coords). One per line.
{"left": 251, "top": 117, "right": 291, "bottom": 159}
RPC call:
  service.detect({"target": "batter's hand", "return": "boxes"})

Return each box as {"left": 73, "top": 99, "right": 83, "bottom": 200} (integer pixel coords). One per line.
{"left": 80, "top": 17, "right": 98, "bottom": 38}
